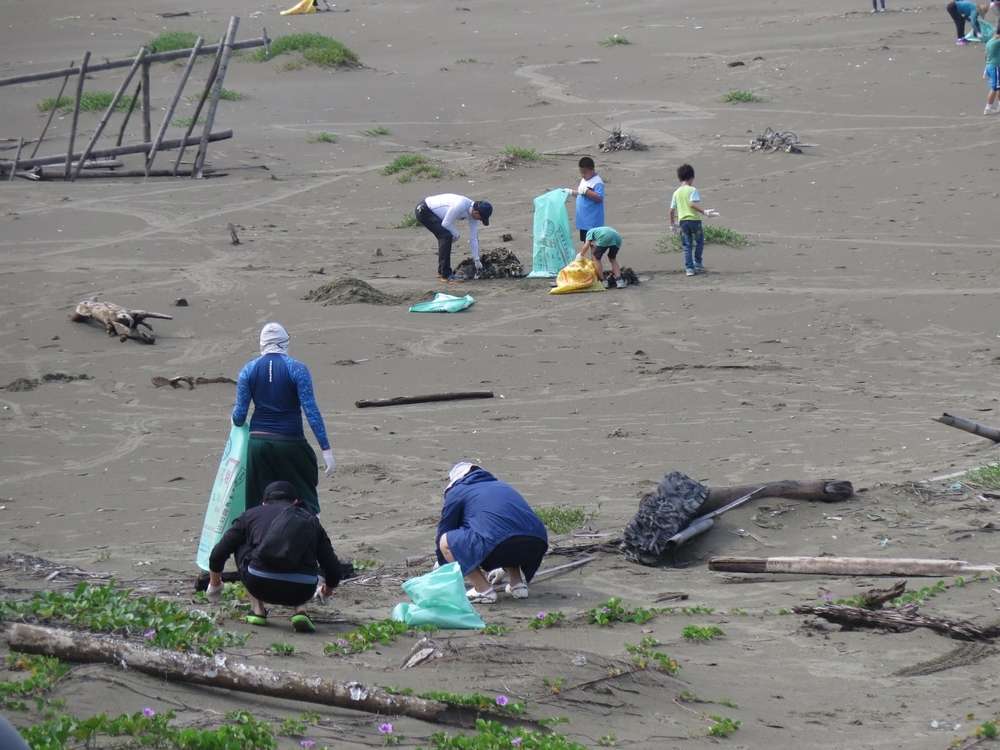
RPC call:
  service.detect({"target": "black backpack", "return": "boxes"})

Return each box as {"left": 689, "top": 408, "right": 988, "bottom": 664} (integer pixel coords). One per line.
{"left": 254, "top": 504, "right": 318, "bottom": 572}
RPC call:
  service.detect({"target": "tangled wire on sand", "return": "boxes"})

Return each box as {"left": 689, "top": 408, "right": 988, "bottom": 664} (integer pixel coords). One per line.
{"left": 454, "top": 247, "right": 526, "bottom": 280}
{"left": 599, "top": 125, "right": 647, "bottom": 153}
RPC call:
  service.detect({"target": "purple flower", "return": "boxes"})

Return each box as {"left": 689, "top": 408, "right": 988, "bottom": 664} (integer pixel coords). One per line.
{"left": 602, "top": 606, "right": 611, "bottom": 613}
{"left": 379, "top": 723, "right": 393, "bottom": 735}
{"left": 300, "top": 741, "right": 315, "bottom": 748}
{"left": 823, "top": 594, "right": 832, "bottom": 602}
{"left": 512, "top": 739, "right": 522, "bottom": 747}
{"left": 496, "top": 694, "right": 508, "bottom": 707}
{"left": 337, "top": 638, "right": 349, "bottom": 647}
{"left": 142, "top": 707, "right": 155, "bottom": 717}
{"left": 143, "top": 630, "right": 156, "bottom": 639}
{"left": 536, "top": 612, "right": 546, "bottom": 619}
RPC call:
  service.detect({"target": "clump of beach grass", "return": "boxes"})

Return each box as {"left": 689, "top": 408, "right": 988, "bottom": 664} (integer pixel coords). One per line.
{"left": 360, "top": 125, "right": 390, "bottom": 136}
{"left": 146, "top": 30, "right": 202, "bottom": 54}
{"left": 654, "top": 226, "right": 749, "bottom": 253}
{"left": 721, "top": 90, "right": 766, "bottom": 103}
{"left": 37, "top": 92, "right": 133, "bottom": 114}
{"left": 599, "top": 35, "right": 632, "bottom": 46}
{"left": 380, "top": 153, "right": 442, "bottom": 182}
{"left": 962, "top": 462, "right": 1000, "bottom": 489}
{"left": 249, "top": 32, "right": 359, "bottom": 69}
{"left": 309, "top": 132, "right": 339, "bottom": 144}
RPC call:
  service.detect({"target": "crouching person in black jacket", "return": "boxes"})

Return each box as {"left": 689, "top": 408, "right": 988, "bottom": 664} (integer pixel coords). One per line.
{"left": 207, "top": 480, "right": 341, "bottom": 632}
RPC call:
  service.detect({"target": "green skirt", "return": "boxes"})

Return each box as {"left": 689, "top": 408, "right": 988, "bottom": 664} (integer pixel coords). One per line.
{"left": 245, "top": 435, "right": 320, "bottom": 514}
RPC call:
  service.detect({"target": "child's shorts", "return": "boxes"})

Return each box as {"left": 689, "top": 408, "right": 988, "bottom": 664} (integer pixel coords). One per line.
{"left": 990, "top": 66, "right": 1000, "bottom": 91}
{"left": 593, "top": 244, "right": 620, "bottom": 260}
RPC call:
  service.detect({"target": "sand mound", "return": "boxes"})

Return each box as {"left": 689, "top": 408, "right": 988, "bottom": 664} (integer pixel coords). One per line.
{"left": 303, "top": 278, "right": 406, "bottom": 306}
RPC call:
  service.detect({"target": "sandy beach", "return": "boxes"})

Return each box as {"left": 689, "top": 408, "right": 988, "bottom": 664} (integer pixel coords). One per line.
{"left": 2, "top": 0, "right": 1000, "bottom": 746}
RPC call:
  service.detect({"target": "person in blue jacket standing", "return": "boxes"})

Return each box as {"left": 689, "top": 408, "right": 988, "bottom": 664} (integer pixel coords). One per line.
{"left": 436, "top": 463, "right": 549, "bottom": 604}
{"left": 233, "top": 323, "right": 335, "bottom": 515}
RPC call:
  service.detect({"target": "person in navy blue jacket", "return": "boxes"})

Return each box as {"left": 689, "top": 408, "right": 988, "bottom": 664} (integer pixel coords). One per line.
{"left": 233, "top": 322, "right": 334, "bottom": 515}
{"left": 435, "top": 463, "right": 549, "bottom": 604}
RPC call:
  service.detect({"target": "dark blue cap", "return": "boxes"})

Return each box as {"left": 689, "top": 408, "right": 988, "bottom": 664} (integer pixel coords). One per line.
{"left": 474, "top": 200, "right": 492, "bottom": 226}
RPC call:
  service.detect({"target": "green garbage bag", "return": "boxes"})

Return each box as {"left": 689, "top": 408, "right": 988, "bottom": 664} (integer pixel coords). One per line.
{"left": 391, "top": 562, "right": 486, "bottom": 629}
{"left": 527, "top": 188, "right": 576, "bottom": 278}
{"left": 196, "top": 422, "right": 249, "bottom": 571}
{"left": 968, "top": 20, "right": 995, "bottom": 40}
{"left": 408, "top": 293, "right": 475, "bottom": 313}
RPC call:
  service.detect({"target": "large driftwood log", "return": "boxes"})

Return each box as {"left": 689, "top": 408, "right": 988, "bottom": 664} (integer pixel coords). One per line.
{"left": 792, "top": 603, "right": 993, "bottom": 642}
{"left": 932, "top": 412, "right": 1000, "bottom": 443}
{"left": 709, "top": 555, "right": 1000, "bottom": 577}
{"left": 698, "top": 479, "right": 854, "bottom": 514}
{"left": 356, "top": 391, "right": 494, "bottom": 408}
{"left": 5, "top": 623, "right": 506, "bottom": 727}
{"left": 70, "top": 299, "right": 173, "bottom": 343}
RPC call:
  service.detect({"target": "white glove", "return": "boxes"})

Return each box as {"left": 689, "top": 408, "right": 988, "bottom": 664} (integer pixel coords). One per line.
{"left": 486, "top": 567, "right": 507, "bottom": 585}
{"left": 474, "top": 259, "right": 483, "bottom": 271}
{"left": 575, "top": 253, "right": 584, "bottom": 261}
{"left": 315, "top": 583, "right": 332, "bottom": 606}
{"left": 704, "top": 209, "right": 720, "bottom": 218}
{"left": 322, "top": 449, "right": 335, "bottom": 477}
{"left": 206, "top": 582, "right": 224, "bottom": 603}
{"left": 669, "top": 223, "right": 679, "bottom": 234}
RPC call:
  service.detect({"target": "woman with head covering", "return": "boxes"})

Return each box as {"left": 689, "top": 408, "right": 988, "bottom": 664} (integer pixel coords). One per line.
{"left": 232, "top": 323, "right": 334, "bottom": 515}
{"left": 435, "top": 463, "right": 549, "bottom": 604}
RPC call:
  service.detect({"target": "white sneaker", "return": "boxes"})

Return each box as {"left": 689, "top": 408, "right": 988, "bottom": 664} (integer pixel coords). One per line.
{"left": 466, "top": 586, "right": 498, "bottom": 604}
{"left": 686, "top": 268, "right": 696, "bottom": 276}
{"left": 506, "top": 582, "right": 529, "bottom": 599}
{"left": 986, "top": 106, "right": 997, "bottom": 115}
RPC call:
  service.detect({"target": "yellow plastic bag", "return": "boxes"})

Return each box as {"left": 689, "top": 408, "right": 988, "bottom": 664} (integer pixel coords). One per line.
{"left": 280, "top": 0, "right": 317, "bottom": 15}
{"left": 548, "top": 256, "right": 606, "bottom": 294}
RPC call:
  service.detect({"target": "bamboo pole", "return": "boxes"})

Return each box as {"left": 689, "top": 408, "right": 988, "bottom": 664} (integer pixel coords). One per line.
{"left": 708, "top": 555, "right": 1000, "bottom": 577}
{"left": 173, "top": 39, "right": 224, "bottom": 176}
{"left": 8, "top": 138, "right": 23, "bottom": 181}
{"left": 116, "top": 80, "right": 142, "bottom": 147}
{"left": 5, "top": 623, "right": 527, "bottom": 728}
{"left": 932, "top": 412, "right": 1000, "bottom": 443}
{"left": 0, "top": 36, "right": 269, "bottom": 88}
{"left": 63, "top": 51, "right": 90, "bottom": 181}
{"left": 193, "top": 17, "right": 239, "bottom": 179}
{"left": 71, "top": 47, "right": 148, "bottom": 182}
{"left": 30, "top": 61, "right": 73, "bottom": 159}
{"left": 1, "top": 130, "right": 233, "bottom": 171}
{"left": 356, "top": 391, "right": 495, "bottom": 408}
{"left": 147, "top": 37, "right": 204, "bottom": 176}
{"left": 140, "top": 62, "right": 151, "bottom": 143}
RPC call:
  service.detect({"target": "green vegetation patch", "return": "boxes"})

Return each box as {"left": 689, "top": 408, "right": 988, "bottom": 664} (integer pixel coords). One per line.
{"left": 147, "top": 30, "right": 202, "bottom": 54}
{"left": 37, "top": 92, "right": 134, "bottom": 114}
{"left": 380, "top": 153, "right": 442, "bottom": 182}
{"left": 393, "top": 213, "right": 420, "bottom": 228}
{"left": 962, "top": 462, "right": 1000, "bottom": 489}
{"left": 309, "top": 131, "right": 339, "bottom": 143}
{"left": 654, "top": 225, "right": 749, "bottom": 253}
{"left": 534, "top": 504, "right": 599, "bottom": 534}
{"left": 722, "top": 89, "right": 766, "bottom": 103}
{"left": 250, "top": 32, "right": 360, "bottom": 69}
{"left": 599, "top": 35, "right": 632, "bottom": 46}
{"left": 360, "top": 125, "right": 390, "bottom": 136}
{"left": 170, "top": 116, "right": 206, "bottom": 127}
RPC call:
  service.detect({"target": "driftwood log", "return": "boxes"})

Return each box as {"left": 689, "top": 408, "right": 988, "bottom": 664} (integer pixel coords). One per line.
{"left": 708, "top": 556, "right": 1000, "bottom": 577}
{"left": 932, "top": 412, "right": 1000, "bottom": 443}
{"left": 5, "top": 623, "right": 528, "bottom": 728}
{"left": 792, "top": 603, "right": 995, "bottom": 642}
{"left": 70, "top": 299, "right": 172, "bottom": 343}
{"left": 151, "top": 376, "right": 236, "bottom": 389}
{"left": 356, "top": 391, "right": 494, "bottom": 409}
{"left": 698, "top": 479, "right": 854, "bottom": 515}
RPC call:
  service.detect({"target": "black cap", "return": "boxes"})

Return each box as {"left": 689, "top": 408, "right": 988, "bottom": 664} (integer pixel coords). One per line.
{"left": 262, "top": 481, "right": 297, "bottom": 503}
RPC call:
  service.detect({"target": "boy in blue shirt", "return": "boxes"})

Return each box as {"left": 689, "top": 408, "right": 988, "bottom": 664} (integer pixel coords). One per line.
{"left": 985, "top": 26, "right": 1000, "bottom": 113}
{"left": 569, "top": 156, "right": 605, "bottom": 242}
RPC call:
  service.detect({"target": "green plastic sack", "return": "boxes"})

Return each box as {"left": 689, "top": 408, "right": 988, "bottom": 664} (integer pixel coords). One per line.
{"left": 408, "top": 293, "right": 475, "bottom": 313}
{"left": 391, "top": 562, "right": 486, "bottom": 629}
{"left": 967, "top": 20, "right": 995, "bottom": 40}
{"left": 527, "top": 189, "right": 576, "bottom": 278}
{"left": 196, "top": 422, "right": 249, "bottom": 571}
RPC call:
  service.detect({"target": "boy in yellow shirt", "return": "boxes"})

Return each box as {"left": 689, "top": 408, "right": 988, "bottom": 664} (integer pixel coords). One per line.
{"left": 669, "top": 164, "right": 719, "bottom": 276}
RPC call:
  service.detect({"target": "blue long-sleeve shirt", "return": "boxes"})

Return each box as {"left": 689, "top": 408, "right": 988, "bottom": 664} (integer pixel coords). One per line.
{"left": 232, "top": 353, "right": 330, "bottom": 451}
{"left": 435, "top": 469, "right": 548, "bottom": 574}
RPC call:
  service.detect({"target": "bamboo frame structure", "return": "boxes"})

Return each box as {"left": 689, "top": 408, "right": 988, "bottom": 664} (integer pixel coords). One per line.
{"left": 0, "top": 19, "right": 269, "bottom": 181}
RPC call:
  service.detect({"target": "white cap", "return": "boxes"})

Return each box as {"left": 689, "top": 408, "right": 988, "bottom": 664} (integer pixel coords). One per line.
{"left": 445, "top": 462, "right": 477, "bottom": 491}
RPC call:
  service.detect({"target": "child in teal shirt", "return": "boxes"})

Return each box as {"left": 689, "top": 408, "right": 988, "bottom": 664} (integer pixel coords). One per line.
{"left": 986, "top": 27, "right": 1000, "bottom": 114}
